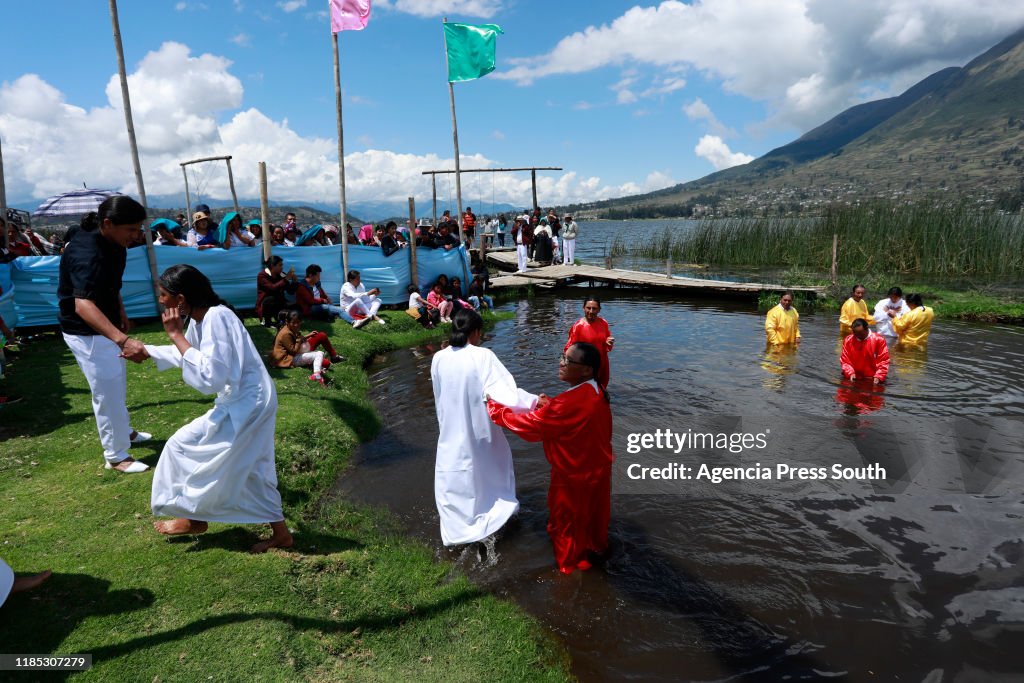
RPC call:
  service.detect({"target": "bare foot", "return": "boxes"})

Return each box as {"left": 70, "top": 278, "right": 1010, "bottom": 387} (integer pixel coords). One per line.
{"left": 12, "top": 569, "right": 52, "bottom": 594}
{"left": 153, "top": 519, "right": 208, "bottom": 536}
{"left": 250, "top": 521, "right": 293, "bottom": 553}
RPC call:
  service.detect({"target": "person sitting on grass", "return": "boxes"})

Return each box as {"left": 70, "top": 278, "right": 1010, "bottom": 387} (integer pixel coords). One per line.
{"left": 296, "top": 264, "right": 351, "bottom": 322}
{"left": 427, "top": 282, "right": 454, "bottom": 323}
{"left": 270, "top": 309, "right": 344, "bottom": 385}
{"left": 340, "top": 269, "right": 384, "bottom": 328}
{"left": 407, "top": 284, "right": 441, "bottom": 328}
{"left": 468, "top": 275, "right": 494, "bottom": 311}
{"left": 141, "top": 264, "right": 293, "bottom": 553}
{"left": 449, "top": 277, "right": 474, "bottom": 311}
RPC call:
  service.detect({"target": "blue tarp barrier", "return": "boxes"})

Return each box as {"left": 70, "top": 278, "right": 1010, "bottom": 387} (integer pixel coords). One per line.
{"left": 6, "top": 243, "right": 470, "bottom": 328}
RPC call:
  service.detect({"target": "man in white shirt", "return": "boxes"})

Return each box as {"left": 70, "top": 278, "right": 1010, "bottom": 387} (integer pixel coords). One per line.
{"left": 339, "top": 269, "right": 384, "bottom": 328}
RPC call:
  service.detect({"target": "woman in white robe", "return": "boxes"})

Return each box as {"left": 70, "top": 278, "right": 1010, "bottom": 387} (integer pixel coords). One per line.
{"left": 143, "top": 264, "right": 292, "bottom": 553}
{"left": 431, "top": 308, "right": 538, "bottom": 546}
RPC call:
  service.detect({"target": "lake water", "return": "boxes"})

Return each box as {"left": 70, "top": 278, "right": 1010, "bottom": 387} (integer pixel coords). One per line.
{"left": 334, "top": 292, "right": 1024, "bottom": 681}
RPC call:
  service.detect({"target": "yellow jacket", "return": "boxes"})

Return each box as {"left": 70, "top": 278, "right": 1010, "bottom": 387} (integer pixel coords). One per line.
{"left": 765, "top": 304, "right": 800, "bottom": 344}
{"left": 839, "top": 297, "right": 873, "bottom": 328}
{"left": 892, "top": 306, "right": 934, "bottom": 345}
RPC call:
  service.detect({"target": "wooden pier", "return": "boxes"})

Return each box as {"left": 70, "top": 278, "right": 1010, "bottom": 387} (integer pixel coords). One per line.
{"left": 484, "top": 250, "right": 825, "bottom": 298}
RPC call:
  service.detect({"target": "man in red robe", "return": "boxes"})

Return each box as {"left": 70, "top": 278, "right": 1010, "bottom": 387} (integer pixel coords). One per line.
{"left": 840, "top": 318, "right": 890, "bottom": 384}
{"left": 488, "top": 341, "right": 614, "bottom": 575}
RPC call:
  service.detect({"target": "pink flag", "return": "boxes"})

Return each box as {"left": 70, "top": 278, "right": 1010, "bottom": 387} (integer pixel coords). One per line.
{"left": 330, "top": 0, "right": 371, "bottom": 32}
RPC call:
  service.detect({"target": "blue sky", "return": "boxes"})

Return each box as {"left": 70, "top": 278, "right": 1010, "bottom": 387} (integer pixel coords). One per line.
{"left": 3, "top": 1, "right": 1023, "bottom": 214}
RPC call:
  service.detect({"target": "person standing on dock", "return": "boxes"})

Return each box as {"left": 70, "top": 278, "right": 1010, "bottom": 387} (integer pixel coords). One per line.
{"left": 565, "top": 297, "right": 614, "bottom": 389}
{"left": 873, "top": 287, "right": 908, "bottom": 339}
{"left": 488, "top": 341, "right": 614, "bottom": 575}
{"left": 840, "top": 319, "right": 889, "bottom": 384}
{"left": 561, "top": 215, "right": 578, "bottom": 266}
{"left": 891, "top": 293, "right": 934, "bottom": 346}
{"left": 512, "top": 216, "right": 533, "bottom": 273}
{"left": 765, "top": 292, "right": 801, "bottom": 345}
{"left": 839, "top": 284, "right": 874, "bottom": 335}
{"left": 431, "top": 308, "right": 538, "bottom": 547}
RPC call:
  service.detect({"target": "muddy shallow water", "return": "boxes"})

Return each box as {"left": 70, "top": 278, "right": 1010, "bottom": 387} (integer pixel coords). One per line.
{"left": 335, "top": 293, "right": 1024, "bottom": 682}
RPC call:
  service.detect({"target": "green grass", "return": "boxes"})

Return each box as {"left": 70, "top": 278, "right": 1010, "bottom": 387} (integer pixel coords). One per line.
{"left": 0, "top": 310, "right": 568, "bottom": 682}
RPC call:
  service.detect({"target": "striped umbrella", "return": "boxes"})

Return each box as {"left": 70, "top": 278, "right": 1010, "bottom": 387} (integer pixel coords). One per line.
{"left": 33, "top": 188, "right": 124, "bottom": 217}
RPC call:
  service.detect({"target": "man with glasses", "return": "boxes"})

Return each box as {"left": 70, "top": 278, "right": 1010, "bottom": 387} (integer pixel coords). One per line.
{"left": 488, "top": 341, "right": 614, "bottom": 575}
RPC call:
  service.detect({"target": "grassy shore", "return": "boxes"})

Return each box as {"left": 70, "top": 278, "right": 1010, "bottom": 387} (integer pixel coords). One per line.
{"left": 0, "top": 311, "right": 569, "bottom": 682}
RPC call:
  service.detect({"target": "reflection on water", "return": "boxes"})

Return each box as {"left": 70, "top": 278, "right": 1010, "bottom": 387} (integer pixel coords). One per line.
{"left": 335, "top": 293, "right": 1024, "bottom": 682}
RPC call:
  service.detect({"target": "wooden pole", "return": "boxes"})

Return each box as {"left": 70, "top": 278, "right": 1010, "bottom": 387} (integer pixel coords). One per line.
{"left": 431, "top": 173, "right": 437, "bottom": 227}
{"left": 830, "top": 233, "right": 838, "bottom": 287}
{"left": 443, "top": 18, "right": 464, "bottom": 244}
{"left": 666, "top": 255, "right": 673, "bottom": 278}
{"left": 408, "top": 196, "right": 418, "bottom": 287}
{"left": 225, "top": 156, "right": 240, "bottom": 215}
{"left": 109, "top": 0, "right": 160, "bottom": 307}
{"left": 181, "top": 165, "right": 193, "bottom": 230}
{"left": 531, "top": 169, "right": 538, "bottom": 213}
{"left": 259, "top": 162, "right": 271, "bottom": 263}
{"left": 0, "top": 130, "right": 8, "bottom": 250}
{"left": 333, "top": 31, "right": 350, "bottom": 275}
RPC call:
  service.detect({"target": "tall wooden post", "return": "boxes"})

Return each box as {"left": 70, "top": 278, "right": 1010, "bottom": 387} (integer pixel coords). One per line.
{"left": 181, "top": 166, "right": 193, "bottom": 229}
{"left": 0, "top": 130, "right": 8, "bottom": 250}
{"left": 431, "top": 173, "right": 437, "bottom": 227}
{"left": 109, "top": 0, "right": 160, "bottom": 307}
{"left": 225, "top": 156, "right": 240, "bottom": 215}
{"left": 408, "top": 197, "right": 418, "bottom": 287}
{"left": 830, "top": 233, "right": 838, "bottom": 287}
{"left": 531, "top": 168, "right": 538, "bottom": 212}
{"left": 333, "top": 31, "right": 350, "bottom": 275}
{"left": 259, "top": 162, "right": 271, "bottom": 262}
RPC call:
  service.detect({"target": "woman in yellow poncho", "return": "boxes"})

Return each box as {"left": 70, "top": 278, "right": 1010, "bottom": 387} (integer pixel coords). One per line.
{"left": 765, "top": 292, "right": 801, "bottom": 345}
{"left": 839, "top": 284, "right": 874, "bottom": 335}
{"left": 891, "top": 293, "right": 934, "bottom": 345}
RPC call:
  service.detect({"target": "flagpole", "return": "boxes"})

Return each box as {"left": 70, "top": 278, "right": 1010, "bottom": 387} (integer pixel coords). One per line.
{"left": 109, "top": 0, "right": 161, "bottom": 309}
{"left": 443, "top": 18, "right": 465, "bottom": 245}
{"left": 333, "top": 30, "right": 350, "bottom": 276}
{"left": 0, "top": 131, "right": 8, "bottom": 250}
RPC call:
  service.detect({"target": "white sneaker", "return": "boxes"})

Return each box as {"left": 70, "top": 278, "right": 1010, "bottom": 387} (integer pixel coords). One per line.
{"left": 352, "top": 317, "right": 372, "bottom": 329}
{"left": 130, "top": 431, "right": 152, "bottom": 445}
{"left": 105, "top": 459, "right": 150, "bottom": 473}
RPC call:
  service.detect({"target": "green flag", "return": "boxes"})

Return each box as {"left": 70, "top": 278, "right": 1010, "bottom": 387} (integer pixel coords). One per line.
{"left": 444, "top": 23, "right": 504, "bottom": 83}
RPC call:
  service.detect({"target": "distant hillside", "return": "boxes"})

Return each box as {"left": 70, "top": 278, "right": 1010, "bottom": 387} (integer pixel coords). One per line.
{"left": 573, "top": 26, "right": 1024, "bottom": 218}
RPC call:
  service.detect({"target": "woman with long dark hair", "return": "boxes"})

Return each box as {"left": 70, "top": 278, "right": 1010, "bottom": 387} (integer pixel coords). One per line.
{"left": 256, "top": 255, "right": 298, "bottom": 327}
{"left": 430, "top": 307, "right": 538, "bottom": 547}
{"left": 143, "top": 264, "right": 292, "bottom": 553}
{"left": 564, "top": 297, "right": 614, "bottom": 389}
{"left": 58, "top": 195, "right": 152, "bottom": 473}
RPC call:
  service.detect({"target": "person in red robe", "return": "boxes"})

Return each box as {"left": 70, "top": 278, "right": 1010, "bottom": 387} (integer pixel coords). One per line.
{"left": 564, "top": 297, "right": 614, "bottom": 389}
{"left": 840, "top": 318, "right": 890, "bottom": 384}
{"left": 488, "top": 341, "right": 614, "bottom": 575}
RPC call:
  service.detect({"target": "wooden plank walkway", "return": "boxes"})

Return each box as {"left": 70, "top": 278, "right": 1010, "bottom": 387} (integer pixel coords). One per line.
{"left": 484, "top": 250, "right": 825, "bottom": 298}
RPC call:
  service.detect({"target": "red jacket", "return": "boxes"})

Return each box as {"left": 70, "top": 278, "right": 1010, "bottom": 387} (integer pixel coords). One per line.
{"left": 295, "top": 280, "right": 330, "bottom": 315}
{"left": 840, "top": 332, "right": 890, "bottom": 381}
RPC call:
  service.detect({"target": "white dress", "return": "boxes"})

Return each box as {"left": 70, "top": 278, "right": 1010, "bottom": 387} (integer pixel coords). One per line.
{"left": 873, "top": 298, "right": 909, "bottom": 338}
{"left": 0, "top": 558, "right": 12, "bottom": 608}
{"left": 431, "top": 344, "right": 537, "bottom": 546}
{"left": 146, "top": 306, "right": 284, "bottom": 523}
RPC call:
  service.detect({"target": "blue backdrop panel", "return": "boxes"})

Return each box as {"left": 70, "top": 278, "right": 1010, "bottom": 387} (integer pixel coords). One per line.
{"left": 5, "top": 243, "right": 469, "bottom": 327}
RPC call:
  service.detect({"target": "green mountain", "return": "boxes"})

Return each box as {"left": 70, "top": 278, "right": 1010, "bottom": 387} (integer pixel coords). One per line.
{"left": 575, "top": 26, "right": 1024, "bottom": 218}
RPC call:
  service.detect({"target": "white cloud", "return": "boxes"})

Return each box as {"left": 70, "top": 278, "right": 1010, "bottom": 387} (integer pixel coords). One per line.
{"left": 694, "top": 135, "right": 754, "bottom": 170}
{"left": 573, "top": 101, "right": 594, "bottom": 111}
{"left": 491, "top": 130, "right": 505, "bottom": 140}
{"left": 375, "top": 0, "right": 503, "bottom": 18}
{"left": 277, "top": 0, "right": 306, "bottom": 13}
{"left": 496, "top": 0, "right": 1024, "bottom": 130}
{"left": 0, "top": 43, "right": 651, "bottom": 208}
{"left": 174, "top": 1, "right": 208, "bottom": 9}
{"left": 175, "top": 2, "right": 187, "bottom": 10}
{"left": 683, "top": 97, "right": 733, "bottom": 137}
{"left": 230, "top": 33, "right": 251, "bottom": 47}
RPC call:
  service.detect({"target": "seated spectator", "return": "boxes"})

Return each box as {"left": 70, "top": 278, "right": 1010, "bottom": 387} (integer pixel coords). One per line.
{"left": 427, "top": 282, "right": 454, "bottom": 323}
{"left": 220, "top": 212, "right": 256, "bottom": 248}
{"left": 434, "top": 224, "right": 459, "bottom": 251}
{"left": 407, "top": 284, "right": 440, "bottom": 328}
{"left": 296, "top": 225, "right": 329, "bottom": 247}
{"left": 381, "top": 223, "right": 402, "bottom": 257}
{"left": 187, "top": 211, "right": 220, "bottom": 250}
{"left": 323, "top": 224, "right": 339, "bottom": 245}
{"left": 449, "top": 276, "right": 473, "bottom": 310}
{"left": 296, "top": 264, "right": 352, "bottom": 322}
{"left": 256, "top": 255, "right": 298, "bottom": 327}
{"left": 151, "top": 219, "right": 187, "bottom": 246}
{"left": 468, "top": 275, "right": 494, "bottom": 311}
{"left": 270, "top": 309, "right": 344, "bottom": 386}
{"left": 344, "top": 223, "right": 359, "bottom": 245}
{"left": 193, "top": 203, "right": 220, "bottom": 234}
{"left": 246, "top": 219, "right": 264, "bottom": 244}
{"left": 269, "top": 225, "right": 289, "bottom": 247}
{"left": 418, "top": 224, "right": 438, "bottom": 248}
{"left": 357, "top": 224, "right": 374, "bottom": 245}
{"left": 340, "top": 269, "right": 383, "bottom": 328}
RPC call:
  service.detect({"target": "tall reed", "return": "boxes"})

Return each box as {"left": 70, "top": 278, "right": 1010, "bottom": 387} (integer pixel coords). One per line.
{"left": 629, "top": 201, "right": 1024, "bottom": 277}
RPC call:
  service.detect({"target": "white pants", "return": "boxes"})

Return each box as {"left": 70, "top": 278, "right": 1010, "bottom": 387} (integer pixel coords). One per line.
{"left": 517, "top": 244, "right": 529, "bottom": 272}
{"left": 63, "top": 333, "right": 133, "bottom": 464}
{"left": 293, "top": 350, "right": 324, "bottom": 375}
{"left": 562, "top": 238, "right": 576, "bottom": 264}
{"left": 347, "top": 298, "right": 381, "bottom": 319}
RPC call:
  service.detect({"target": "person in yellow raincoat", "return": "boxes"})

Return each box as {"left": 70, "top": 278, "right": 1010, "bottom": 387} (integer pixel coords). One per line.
{"left": 839, "top": 284, "right": 874, "bottom": 335}
{"left": 891, "top": 293, "right": 934, "bottom": 345}
{"left": 765, "top": 292, "right": 801, "bottom": 345}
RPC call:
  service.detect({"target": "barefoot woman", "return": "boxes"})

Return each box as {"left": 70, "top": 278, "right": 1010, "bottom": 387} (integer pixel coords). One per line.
{"left": 144, "top": 265, "right": 292, "bottom": 553}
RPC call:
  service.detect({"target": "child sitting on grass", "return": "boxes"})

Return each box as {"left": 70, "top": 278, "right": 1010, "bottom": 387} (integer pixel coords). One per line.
{"left": 407, "top": 284, "right": 441, "bottom": 328}
{"left": 270, "top": 309, "right": 344, "bottom": 385}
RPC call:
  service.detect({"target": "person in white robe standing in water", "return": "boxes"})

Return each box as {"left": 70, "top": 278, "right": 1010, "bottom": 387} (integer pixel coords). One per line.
{"left": 141, "top": 264, "right": 292, "bottom": 553}
{"left": 431, "top": 308, "right": 538, "bottom": 547}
